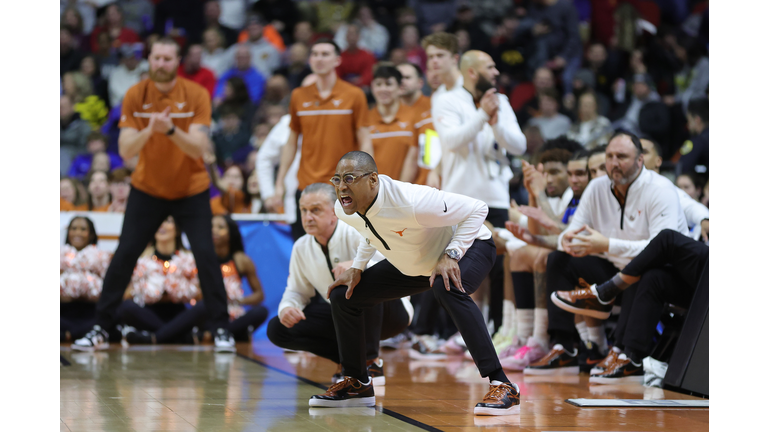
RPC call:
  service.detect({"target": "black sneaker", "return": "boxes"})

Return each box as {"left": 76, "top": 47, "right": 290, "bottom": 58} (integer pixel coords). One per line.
{"left": 214, "top": 328, "right": 235, "bottom": 353}
{"left": 578, "top": 341, "right": 605, "bottom": 373}
{"left": 72, "top": 325, "right": 109, "bottom": 351}
{"left": 309, "top": 377, "right": 375, "bottom": 407}
{"left": 367, "top": 358, "right": 385, "bottom": 386}
{"left": 474, "top": 382, "right": 521, "bottom": 416}
{"left": 524, "top": 344, "right": 579, "bottom": 375}
{"left": 589, "top": 353, "right": 644, "bottom": 384}
{"left": 122, "top": 326, "right": 154, "bottom": 345}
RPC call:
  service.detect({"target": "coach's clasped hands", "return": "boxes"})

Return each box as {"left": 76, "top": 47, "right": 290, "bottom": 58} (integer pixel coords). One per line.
{"left": 430, "top": 254, "right": 465, "bottom": 293}
{"left": 562, "top": 225, "right": 609, "bottom": 257}
{"left": 328, "top": 267, "right": 362, "bottom": 300}
{"left": 146, "top": 107, "right": 174, "bottom": 135}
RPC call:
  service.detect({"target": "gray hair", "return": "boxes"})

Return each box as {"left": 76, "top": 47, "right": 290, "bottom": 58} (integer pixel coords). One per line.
{"left": 301, "top": 183, "right": 337, "bottom": 207}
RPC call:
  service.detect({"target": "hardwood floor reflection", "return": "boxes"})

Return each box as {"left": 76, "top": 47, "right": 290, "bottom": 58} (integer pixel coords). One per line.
{"left": 60, "top": 341, "right": 708, "bottom": 431}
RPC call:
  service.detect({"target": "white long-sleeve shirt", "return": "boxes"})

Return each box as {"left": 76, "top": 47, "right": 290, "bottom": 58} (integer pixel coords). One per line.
{"left": 337, "top": 175, "right": 493, "bottom": 277}
{"left": 557, "top": 167, "right": 688, "bottom": 269}
{"left": 256, "top": 114, "right": 300, "bottom": 222}
{"left": 431, "top": 75, "right": 527, "bottom": 209}
{"left": 277, "top": 220, "right": 413, "bottom": 321}
{"left": 676, "top": 186, "right": 709, "bottom": 239}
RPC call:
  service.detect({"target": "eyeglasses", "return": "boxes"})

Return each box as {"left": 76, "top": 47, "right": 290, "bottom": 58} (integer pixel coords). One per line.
{"left": 330, "top": 172, "right": 372, "bottom": 186}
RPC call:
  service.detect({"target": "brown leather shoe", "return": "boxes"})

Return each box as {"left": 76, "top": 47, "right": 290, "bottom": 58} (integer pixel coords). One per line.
{"left": 309, "top": 376, "right": 375, "bottom": 407}
{"left": 589, "top": 353, "right": 643, "bottom": 384}
{"left": 590, "top": 348, "right": 621, "bottom": 375}
{"left": 474, "top": 382, "right": 521, "bottom": 416}
{"left": 524, "top": 344, "right": 579, "bottom": 375}
{"left": 551, "top": 286, "right": 613, "bottom": 319}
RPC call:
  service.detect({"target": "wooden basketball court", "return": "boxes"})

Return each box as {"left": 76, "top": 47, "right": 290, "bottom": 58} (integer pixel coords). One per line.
{"left": 60, "top": 340, "right": 708, "bottom": 431}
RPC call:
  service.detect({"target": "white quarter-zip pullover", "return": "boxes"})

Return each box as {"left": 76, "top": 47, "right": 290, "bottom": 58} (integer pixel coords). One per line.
{"left": 431, "top": 75, "right": 527, "bottom": 209}
{"left": 277, "top": 220, "right": 413, "bottom": 321}
{"left": 557, "top": 167, "right": 688, "bottom": 269}
{"left": 337, "top": 175, "right": 493, "bottom": 277}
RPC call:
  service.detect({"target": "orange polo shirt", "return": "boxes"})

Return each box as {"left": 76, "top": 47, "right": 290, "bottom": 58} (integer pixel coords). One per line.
{"left": 119, "top": 77, "right": 211, "bottom": 200}
{"left": 289, "top": 78, "right": 368, "bottom": 190}
{"left": 405, "top": 94, "right": 435, "bottom": 185}
{"left": 367, "top": 104, "right": 417, "bottom": 181}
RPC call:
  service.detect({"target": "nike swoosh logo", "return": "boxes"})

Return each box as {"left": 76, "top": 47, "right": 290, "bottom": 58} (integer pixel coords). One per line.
{"left": 142, "top": 103, "right": 152, "bottom": 109}
{"left": 558, "top": 358, "right": 572, "bottom": 367}
{"left": 585, "top": 358, "right": 602, "bottom": 365}
{"left": 443, "top": 202, "right": 447, "bottom": 212}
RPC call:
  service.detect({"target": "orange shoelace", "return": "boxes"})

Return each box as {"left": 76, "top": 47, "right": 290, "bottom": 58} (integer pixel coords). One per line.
{"left": 483, "top": 384, "right": 511, "bottom": 402}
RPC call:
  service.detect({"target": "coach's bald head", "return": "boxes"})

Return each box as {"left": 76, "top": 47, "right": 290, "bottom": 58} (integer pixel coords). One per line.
{"left": 460, "top": 50, "right": 499, "bottom": 99}
{"left": 333, "top": 151, "right": 379, "bottom": 216}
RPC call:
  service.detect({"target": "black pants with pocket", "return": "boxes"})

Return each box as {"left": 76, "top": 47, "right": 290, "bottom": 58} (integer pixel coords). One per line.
{"left": 267, "top": 293, "right": 410, "bottom": 363}
{"left": 95, "top": 188, "right": 230, "bottom": 330}
{"left": 331, "top": 239, "right": 499, "bottom": 381}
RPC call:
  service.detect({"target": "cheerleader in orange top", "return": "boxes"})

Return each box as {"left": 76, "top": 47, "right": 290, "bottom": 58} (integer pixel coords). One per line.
{"left": 116, "top": 216, "right": 201, "bottom": 341}
{"left": 123, "top": 214, "right": 267, "bottom": 344}
{"left": 61, "top": 216, "right": 112, "bottom": 341}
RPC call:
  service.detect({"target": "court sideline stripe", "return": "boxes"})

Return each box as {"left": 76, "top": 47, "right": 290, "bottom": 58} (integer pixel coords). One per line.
{"left": 236, "top": 353, "right": 443, "bottom": 432}
{"left": 60, "top": 355, "right": 71, "bottom": 366}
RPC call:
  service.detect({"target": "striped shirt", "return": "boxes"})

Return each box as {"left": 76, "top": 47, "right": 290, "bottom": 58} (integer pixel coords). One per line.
{"left": 367, "top": 104, "right": 417, "bottom": 180}
{"left": 288, "top": 79, "right": 368, "bottom": 190}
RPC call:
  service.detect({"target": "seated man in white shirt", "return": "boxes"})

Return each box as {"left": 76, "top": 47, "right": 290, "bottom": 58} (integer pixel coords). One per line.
{"left": 505, "top": 131, "right": 689, "bottom": 376}
{"left": 640, "top": 138, "right": 709, "bottom": 241}
{"left": 266, "top": 183, "right": 413, "bottom": 385}
{"left": 310, "top": 151, "right": 521, "bottom": 415}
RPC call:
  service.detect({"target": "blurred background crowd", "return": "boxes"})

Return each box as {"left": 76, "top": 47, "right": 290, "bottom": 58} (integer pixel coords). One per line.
{"left": 61, "top": 0, "right": 709, "bottom": 214}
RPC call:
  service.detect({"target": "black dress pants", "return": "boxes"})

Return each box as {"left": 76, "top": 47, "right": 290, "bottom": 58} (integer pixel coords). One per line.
{"left": 95, "top": 188, "right": 230, "bottom": 330}
{"left": 613, "top": 230, "right": 709, "bottom": 355}
{"left": 330, "top": 239, "right": 498, "bottom": 381}
{"left": 267, "top": 293, "right": 410, "bottom": 363}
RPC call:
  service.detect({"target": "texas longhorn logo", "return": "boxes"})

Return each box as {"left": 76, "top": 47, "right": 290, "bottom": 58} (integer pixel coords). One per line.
{"left": 391, "top": 228, "right": 407, "bottom": 237}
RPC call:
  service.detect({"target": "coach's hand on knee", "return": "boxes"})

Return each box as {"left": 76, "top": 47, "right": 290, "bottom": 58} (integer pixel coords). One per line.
{"left": 328, "top": 268, "right": 362, "bottom": 300}
{"left": 430, "top": 255, "right": 465, "bottom": 293}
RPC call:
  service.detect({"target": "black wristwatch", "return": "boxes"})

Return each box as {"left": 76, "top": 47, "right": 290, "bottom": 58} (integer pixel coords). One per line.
{"left": 166, "top": 125, "right": 176, "bottom": 136}
{"left": 445, "top": 248, "right": 461, "bottom": 261}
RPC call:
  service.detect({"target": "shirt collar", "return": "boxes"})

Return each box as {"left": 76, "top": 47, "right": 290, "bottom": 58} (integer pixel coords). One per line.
{"left": 310, "top": 78, "right": 341, "bottom": 101}
{"left": 359, "top": 175, "right": 388, "bottom": 218}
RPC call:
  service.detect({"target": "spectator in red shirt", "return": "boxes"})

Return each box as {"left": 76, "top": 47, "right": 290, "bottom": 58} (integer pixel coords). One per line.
{"left": 335, "top": 23, "right": 376, "bottom": 89}
{"left": 178, "top": 44, "right": 217, "bottom": 98}
{"left": 90, "top": 4, "right": 141, "bottom": 53}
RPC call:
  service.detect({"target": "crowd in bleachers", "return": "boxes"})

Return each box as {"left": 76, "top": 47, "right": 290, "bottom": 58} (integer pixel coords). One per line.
{"left": 61, "top": 0, "right": 709, "bottom": 386}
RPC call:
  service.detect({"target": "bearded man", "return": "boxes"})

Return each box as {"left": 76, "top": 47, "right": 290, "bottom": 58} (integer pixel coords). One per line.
{"left": 73, "top": 37, "right": 237, "bottom": 353}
